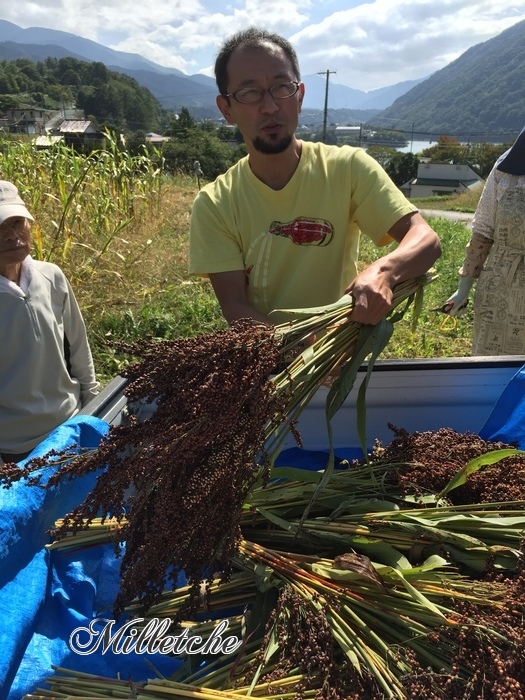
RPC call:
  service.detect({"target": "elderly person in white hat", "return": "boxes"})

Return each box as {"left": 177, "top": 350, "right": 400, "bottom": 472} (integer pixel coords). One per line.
{"left": 0, "top": 180, "right": 99, "bottom": 464}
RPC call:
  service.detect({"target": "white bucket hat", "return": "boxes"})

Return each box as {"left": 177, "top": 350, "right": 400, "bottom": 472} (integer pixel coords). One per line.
{"left": 0, "top": 181, "right": 34, "bottom": 225}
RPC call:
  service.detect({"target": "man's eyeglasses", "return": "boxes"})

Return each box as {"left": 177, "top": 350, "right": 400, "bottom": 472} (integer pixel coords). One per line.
{"left": 224, "top": 81, "right": 300, "bottom": 105}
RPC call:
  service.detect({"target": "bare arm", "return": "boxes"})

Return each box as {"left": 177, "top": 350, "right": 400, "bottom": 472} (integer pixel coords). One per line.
{"left": 209, "top": 270, "right": 272, "bottom": 325}
{"left": 346, "top": 212, "right": 442, "bottom": 325}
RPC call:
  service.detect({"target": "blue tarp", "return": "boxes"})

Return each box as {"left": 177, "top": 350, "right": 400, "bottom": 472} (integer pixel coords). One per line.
{"left": 2, "top": 363, "right": 524, "bottom": 698}
{"left": 479, "top": 363, "right": 525, "bottom": 449}
{"left": 1, "top": 415, "right": 183, "bottom": 700}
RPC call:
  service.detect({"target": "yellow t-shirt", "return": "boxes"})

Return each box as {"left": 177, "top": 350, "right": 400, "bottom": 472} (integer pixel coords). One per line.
{"left": 189, "top": 141, "right": 416, "bottom": 318}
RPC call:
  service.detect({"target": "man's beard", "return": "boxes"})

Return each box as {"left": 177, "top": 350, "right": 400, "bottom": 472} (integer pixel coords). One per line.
{"left": 253, "top": 133, "right": 292, "bottom": 155}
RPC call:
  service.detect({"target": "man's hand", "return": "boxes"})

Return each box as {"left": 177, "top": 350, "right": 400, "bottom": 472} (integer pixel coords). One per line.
{"left": 345, "top": 270, "right": 394, "bottom": 325}
{"left": 345, "top": 211, "right": 441, "bottom": 326}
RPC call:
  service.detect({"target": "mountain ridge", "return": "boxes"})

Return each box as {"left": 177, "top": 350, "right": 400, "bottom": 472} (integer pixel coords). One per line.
{"left": 0, "top": 20, "right": 421, "bottom": 113}
{"left": 377, "top": 18, "right": 525, "bottom": 137}
{"left": 0, "top": 20, "right": 183, "bottom": 76}
{"left": 1, "top": 18, "right": 524, "bottom": 135}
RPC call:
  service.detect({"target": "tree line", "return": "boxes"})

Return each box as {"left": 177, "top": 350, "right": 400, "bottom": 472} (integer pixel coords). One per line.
{"left": 0, "top": 56, "right": 164, "bottom": 132}
{"left": 0, "top": 56, "right": 511, "bottom": 186}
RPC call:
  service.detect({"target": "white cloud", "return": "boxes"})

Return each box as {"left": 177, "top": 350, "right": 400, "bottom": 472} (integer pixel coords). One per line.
{"left": 205, "top": 1, "right": 522, "bottom": 89}
{"left": 290, "top": 0, "right": 525, "bottom": 89}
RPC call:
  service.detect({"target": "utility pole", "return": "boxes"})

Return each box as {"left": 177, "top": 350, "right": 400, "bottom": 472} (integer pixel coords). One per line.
{"left": 317, "top": 70, "right": 336, "bottom": 142}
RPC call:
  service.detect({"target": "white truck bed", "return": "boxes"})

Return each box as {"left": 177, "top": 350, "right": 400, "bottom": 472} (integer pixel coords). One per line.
{"left": 83, "top": 356, "right": 525, "bottom": 453}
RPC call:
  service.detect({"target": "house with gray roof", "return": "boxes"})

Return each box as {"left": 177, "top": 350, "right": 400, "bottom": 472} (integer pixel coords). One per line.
{"left": 400, "top": 162, "right": 484, "bottom": 198}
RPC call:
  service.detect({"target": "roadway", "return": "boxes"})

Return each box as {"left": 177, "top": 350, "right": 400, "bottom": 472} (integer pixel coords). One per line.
{"left": 419, "top": 209, "right": 474, "bottom": 228}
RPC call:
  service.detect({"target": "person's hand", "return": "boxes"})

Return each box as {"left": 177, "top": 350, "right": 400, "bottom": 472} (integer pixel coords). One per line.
{"left": 442, "top": 277, "right": 474, "bottom": 316}
{"left": 345, "top": 272, "right": 394, "bottom": 326}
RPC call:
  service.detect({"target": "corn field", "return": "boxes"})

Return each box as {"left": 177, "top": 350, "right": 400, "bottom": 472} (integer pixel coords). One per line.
{"left": 2, "top": 135, "right": 167, "bottom": 287}
{"left": 0, "top": 136, "right": 223, "bottom": 380}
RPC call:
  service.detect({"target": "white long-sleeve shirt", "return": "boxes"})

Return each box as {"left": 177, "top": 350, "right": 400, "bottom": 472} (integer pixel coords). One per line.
{"left": 0, "top": 258, "right": 99, "bottom": 455}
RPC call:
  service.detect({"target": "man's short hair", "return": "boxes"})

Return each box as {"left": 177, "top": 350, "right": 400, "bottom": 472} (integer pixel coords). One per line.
{"left": 214, "top": 27, "right": 301, "bottom": 97}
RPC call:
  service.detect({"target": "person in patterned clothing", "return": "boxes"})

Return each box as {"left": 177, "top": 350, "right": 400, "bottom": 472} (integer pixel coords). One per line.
{"left": 444, "top": 126, "right": 525, "bottom": 355}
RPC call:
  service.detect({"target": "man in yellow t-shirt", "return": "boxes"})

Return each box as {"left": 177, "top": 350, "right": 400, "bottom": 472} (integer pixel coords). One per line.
{"left": 189, "top": 28, "right": 441, "bottom": 327}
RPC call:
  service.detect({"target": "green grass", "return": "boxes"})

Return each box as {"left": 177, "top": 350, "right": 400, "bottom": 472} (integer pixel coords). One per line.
{"left": 90, "top": 281, "right": 226, "bottom": 381}
{"left": 410, "top": 186, "right": 481, "bottom": 213}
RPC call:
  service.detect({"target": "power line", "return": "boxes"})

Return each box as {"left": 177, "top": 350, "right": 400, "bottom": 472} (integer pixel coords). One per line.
{"left": 317, "top": 70, "right": 336, "bottom": 142}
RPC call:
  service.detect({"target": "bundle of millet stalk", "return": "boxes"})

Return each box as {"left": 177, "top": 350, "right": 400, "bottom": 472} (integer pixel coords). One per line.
{"left": 7, "top": 273, "right": 525, "bottom": 700}
{"left": 1, "top": 320, "right": 290, "bottom": 616}
{"left": 0, "top": 275, "right": 433, "bottom": 617}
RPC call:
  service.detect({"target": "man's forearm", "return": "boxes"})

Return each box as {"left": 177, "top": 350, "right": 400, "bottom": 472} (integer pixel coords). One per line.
{"left": 370, "top": 227, "right": 441, "bottom": 288}
{"left": 218, "top": 298, "right": 272, "bottom": 326}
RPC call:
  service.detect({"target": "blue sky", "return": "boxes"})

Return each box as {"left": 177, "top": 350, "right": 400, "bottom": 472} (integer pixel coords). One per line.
{"left": 3, "top": 0, "right": 525, "bottom": 91}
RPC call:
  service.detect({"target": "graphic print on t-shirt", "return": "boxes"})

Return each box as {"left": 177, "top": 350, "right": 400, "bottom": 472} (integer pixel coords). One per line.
{"left": 268, "top": 217, "right": 334, "bottom": 246}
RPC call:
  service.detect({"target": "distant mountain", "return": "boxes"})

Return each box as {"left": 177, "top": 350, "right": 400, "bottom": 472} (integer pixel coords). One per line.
{"left": 0, "top": 19, "right": 419, "bottom": 117}
{"left": 301, "top": 74, "right": 425, "bottom": 111}
{"left": 375, "top": 18, "right": 525, "bottom": 138}
{"left": 0, "top": 20, "right": 181, "bottom": 75}
{"left": 0, "top": 40, "right": 88, "bottom": 63}
{"left": 104, "top": 67, "right": 218, "bottom": 111}
{"left": 359, "top": 80, "right": 428, "bottom": 109}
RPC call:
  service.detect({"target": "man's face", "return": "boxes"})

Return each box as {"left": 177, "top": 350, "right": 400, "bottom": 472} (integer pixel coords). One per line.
{"left": 216, "top": 44, "right": 304, "bottom": 156}
{"left": 0, "top": 217, "right": 31, "bottom": 267}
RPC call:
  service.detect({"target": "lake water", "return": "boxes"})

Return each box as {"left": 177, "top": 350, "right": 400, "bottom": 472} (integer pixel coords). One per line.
{"left": 397, "top": 140, "right": 438, "bottom": 153}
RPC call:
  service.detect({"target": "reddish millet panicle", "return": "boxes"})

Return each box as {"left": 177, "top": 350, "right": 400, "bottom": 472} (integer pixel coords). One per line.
{"left": 369, "top": 424, "right": 525, "bottom": 505}
{"left": 4, "top": 352, "right": 525, "bottom": 697}
{"left": 0, "top": 321, "right": 290, "bottom": 617}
